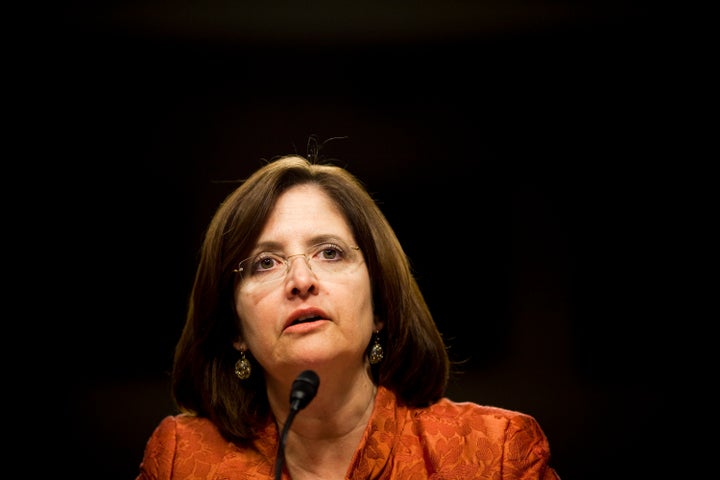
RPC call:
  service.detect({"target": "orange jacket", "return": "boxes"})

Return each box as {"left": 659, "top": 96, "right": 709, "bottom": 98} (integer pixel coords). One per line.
{"left": 137, "top": 386, "right": 560, "bottom": 479}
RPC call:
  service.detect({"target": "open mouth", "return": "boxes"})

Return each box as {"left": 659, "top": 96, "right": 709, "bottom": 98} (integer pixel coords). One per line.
{"left": 290, "top": 315, "right": 323, "bottom": 326}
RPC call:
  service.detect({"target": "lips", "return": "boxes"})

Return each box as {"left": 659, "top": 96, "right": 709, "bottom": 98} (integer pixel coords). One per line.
{"left": 284, "top": 308, "right": 328, "bottom": 330}
{"left": 290, "top": 314, "right": 322, "bottom": 325}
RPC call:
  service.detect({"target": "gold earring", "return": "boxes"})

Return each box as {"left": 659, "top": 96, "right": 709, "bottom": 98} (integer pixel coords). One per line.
{"left": 369, "top": 330, "right": 384, "bottom": 365}
{"left": 234, "top": 350, "right": 252, "bottom": 380}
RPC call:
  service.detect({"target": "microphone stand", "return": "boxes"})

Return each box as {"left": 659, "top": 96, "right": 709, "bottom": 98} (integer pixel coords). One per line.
{"left": 274, "top": 370, "right": 319, "bottom": 480}
{"left": 274, "top": 407, "right": 299, "bottom": 480}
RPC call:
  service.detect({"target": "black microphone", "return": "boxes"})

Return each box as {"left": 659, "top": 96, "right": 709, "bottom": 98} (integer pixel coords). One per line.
{"left": 274, "top": 370, "right": 320, "bottom": 480}
{"left": 289, "top": 369, "right": 320, "bottom": 411}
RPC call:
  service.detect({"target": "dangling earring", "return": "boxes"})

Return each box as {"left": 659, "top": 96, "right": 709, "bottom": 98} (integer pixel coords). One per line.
{"left": 234, "top": 350, "right": 252, "bottom": 380}
{"left": 368, "top": 330, "right": 384, "bottom": 365}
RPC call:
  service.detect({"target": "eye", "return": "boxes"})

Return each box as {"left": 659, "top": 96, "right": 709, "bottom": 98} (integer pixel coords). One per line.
{"left": 313, "top": 243, "right": 344, "bottom": 262}
{"left": 252, "top": 253, "right": 284, "bottom": 273}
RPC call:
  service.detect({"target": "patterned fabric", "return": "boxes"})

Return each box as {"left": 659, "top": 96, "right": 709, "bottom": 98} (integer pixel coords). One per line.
{"left": 136, "top": 386, "right": 560, "bottom": 479}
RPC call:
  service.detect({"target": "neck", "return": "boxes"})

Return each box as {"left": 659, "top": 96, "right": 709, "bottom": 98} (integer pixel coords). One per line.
{"left": 269, "top": 372, "right": 378, "bottom": 479}
{"left": 282, "top": 383, "right": 378, "bottom": 480}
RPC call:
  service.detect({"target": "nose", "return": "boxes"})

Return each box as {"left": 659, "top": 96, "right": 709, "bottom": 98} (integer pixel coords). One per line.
{"left": 285, "top": 253, "right": 318, "bottom": 295}
{"left": 285, "top": 253, "right": 312, "bottom": 274}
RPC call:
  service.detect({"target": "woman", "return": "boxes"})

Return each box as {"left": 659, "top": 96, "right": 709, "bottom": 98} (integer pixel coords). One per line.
{"left": 136, "top": 154, "right": 560, "bottom": 479}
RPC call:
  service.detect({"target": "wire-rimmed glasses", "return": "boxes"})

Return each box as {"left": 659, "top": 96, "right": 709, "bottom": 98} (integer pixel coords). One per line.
{"left": 233, "top": 240, "right": 362, "bottom": 288}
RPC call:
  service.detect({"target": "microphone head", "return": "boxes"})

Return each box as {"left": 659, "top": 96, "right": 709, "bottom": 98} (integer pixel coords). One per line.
{"left": 289, "top": 370, "right": 320, "bottom": 411}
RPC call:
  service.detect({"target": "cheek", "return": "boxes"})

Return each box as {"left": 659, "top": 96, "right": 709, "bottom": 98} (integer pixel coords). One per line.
{"left": 234, "top": 287, "right": 277, "bottom": 339}
{"left": 233, "top": 287, "right": 245, "bottom": 321}
{"left": 234, "top": 283, "right": 265, "bottom": 314}
{"left": 349, "top": 278, "right": 374, "bottom": 320}
{"left": 233, "top": 288, "right": 258, "bottom": 336}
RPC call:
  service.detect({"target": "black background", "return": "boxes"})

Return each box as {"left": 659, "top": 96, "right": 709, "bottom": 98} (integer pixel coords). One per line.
{"left": 26, "top": 2, "right": 703, "bottom": 478}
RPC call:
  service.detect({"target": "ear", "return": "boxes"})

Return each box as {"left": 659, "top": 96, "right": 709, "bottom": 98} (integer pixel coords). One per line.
{"left": 232, "top": 339, "right": 246, "bottom": 351}
{"left": 373, "top": 316, "right": 384, "bottom": 332}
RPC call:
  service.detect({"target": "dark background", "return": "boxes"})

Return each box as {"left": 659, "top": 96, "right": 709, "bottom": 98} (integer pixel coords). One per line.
{"left": 29, "top": 1, "right": 702, "bottom": 478}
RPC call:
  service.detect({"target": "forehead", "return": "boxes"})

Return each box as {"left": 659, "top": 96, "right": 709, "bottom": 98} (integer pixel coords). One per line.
{"left": 258, "top": 184, "right": 353, "bottom": 243}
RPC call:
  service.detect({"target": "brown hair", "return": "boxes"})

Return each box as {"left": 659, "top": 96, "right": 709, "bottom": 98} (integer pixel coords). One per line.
{"left": 172, "top": 154, "right": 450, "bottom": 444}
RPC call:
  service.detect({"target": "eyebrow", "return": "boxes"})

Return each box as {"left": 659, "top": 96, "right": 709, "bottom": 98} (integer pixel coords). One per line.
{"left": 251, "top": 234, "right": 351, "bottom": 253}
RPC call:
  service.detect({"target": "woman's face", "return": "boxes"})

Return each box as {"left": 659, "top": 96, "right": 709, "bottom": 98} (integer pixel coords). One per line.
{"left": 233, "top": 184, "right": 376, "bottom": 380}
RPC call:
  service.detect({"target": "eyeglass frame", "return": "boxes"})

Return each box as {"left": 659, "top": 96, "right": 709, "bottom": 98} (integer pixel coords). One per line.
{"left": 232, "top": 241, "right": 362, "bottom": 287}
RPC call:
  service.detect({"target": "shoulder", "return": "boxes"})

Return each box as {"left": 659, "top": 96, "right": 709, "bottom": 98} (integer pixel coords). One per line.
{"left": 149, "top": 414, "right": 228, "bottom": 447}
{"left": 406, "top": 398, "right": 559, "bottom": 479}
{"left": 414, "top": 398, "right": 551, "bottom": 447}
{"left": 137, "top": 414, "right": 235, "bottom": 478}
{"left": 414, "top": 397, "right": 518, "bottom": 423}
{"left": 420, "top": 397, "right": 513, "bottom": 418}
